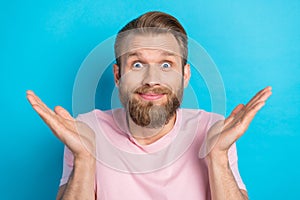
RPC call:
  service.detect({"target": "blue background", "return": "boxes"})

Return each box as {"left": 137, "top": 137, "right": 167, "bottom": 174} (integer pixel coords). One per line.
{"left": 1, "top": 0, "right": 299, "bottom": 199}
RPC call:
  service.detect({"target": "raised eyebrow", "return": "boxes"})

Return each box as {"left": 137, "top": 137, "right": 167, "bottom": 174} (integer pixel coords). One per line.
{"left": 161, "top": 60, "right": 175, "bottom": 64}
{"left": 126, "top": 52, "right": 140, "bottom": 59}
{"left": 161, "top": 51, "right": 178, "bottom": 57}
{"left": 124, "top": 52, "right": 143, "bottom": 64}
{"left": 127, "top": 51, "right": 177, "bottom": 58}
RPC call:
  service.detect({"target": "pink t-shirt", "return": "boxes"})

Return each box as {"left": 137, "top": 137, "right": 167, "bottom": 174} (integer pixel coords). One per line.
{"left": 60, "top": 108, "right": 246, "bottom": 200}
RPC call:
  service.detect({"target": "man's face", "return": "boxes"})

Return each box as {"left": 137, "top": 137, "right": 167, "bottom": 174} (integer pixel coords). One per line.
{"left": 114, "top": 33, "right": 190, "bottom": 128}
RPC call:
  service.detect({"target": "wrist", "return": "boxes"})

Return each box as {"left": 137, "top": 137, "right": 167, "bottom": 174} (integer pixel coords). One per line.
{"left": 74, "top": 155, "right": 96, "bottom": 168}
{"left": 206, "top": 151, "right": 229, "bottom": 167}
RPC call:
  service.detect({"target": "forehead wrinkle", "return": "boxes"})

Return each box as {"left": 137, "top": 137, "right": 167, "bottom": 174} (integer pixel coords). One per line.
{"left": 119, "top": 33, "right": 182, "bottom": 58}
{"left": 128, "top": 43, "right": 179, "bottom": 54}
{"left": 126, "top": 49, "right": 180, "bottom": 61}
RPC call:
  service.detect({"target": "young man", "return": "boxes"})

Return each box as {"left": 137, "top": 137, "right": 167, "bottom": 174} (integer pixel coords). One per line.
{"left": 27, "top": 11, "right": 272, "bottom": 200}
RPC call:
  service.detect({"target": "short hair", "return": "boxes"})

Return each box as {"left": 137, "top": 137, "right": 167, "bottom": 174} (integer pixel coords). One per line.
{"left": 114, "top": 11, "right": 188, "bottom": 68}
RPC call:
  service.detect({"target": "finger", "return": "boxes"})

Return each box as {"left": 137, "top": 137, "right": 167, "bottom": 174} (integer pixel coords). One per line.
{"left": 222, "top": 87, "right": 271, "bottom": 141}
{"left": 244, "top": 87, "right": 269, "bottom": 108}
{"left": 222, "top": 101, "right": 266, "bottom": 143}
{"left": 247, "top": 89, "right": 272, "bottom": 111}
{"left": 30, "top": 101, "right": 58, "bottom": 126}
{"left": 26, "top": 91, "right": 38, "bottom": 106}
{"left": 228, "top": 87, "right": 271, "bottom": 126}
{"left": 26, "top": 90, "right": 56, "bottom": 115}
{"left": 31, "top": 101, "right": 74, "bottom": 140}
{"left": 27, "top": 91, "right": 78, "bottom": 145}
{"left": 245, "top": 86, "right": 272, "bottom": 109}
{"left": 231, "top": 104, "right": 245, "bottom": 116}
{"left": 224, "top": 104, "right": 244, "bottom": 125}
{"left": 26, "top": 91, "right": 67, "bottom": 132}
{"left": 26, "top": 93, "right": 50, "bottom": 114}
{"left": 54, "top": 106, "right": 74, "bottom": 121}
{"left": 26, "top": 90, "right": 40, "bottom": 106}
{"left": 239, "top": 101, "right": 266, "bottom": 131}
{"left": 227, "top": 89, "right": 270, "bottom": 132}
{"left": 54, "top": 106, "right": 80, "bottom": 135}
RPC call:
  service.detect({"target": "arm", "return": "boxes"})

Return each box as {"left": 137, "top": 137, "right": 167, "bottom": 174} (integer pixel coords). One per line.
{"left": 26, "top": 90, "right": 96, "bottom": 200}
{"left": 207, "top": 152, "right": 248, "bottom": 200}
{"left": 205, "top": 86, "right": 272, "bottom": 199}
{"left": 56, "top": 157, "right": 95, "bottom": 200}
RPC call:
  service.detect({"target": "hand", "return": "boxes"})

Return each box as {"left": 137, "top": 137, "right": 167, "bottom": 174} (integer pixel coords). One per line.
{"left": 200, "top": 86, "right": 272, "bottom": 161}
{"left": 26, "top": 90, "right": 95, "bottom": 160}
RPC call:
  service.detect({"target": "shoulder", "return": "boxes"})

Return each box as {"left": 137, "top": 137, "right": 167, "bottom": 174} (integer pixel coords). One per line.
{"left": 75, "top": 108, "right": 125, "bottom": 130}
{"left": 179, "top": 108, "right": 224, "bottom": 125}
{"left": 76, "top": 108, "right": 123, "bottom": 121}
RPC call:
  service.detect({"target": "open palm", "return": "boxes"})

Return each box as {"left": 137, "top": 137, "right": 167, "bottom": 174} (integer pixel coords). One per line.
{"left": 26, "top": 90, "right": 95, "bottom": 159}
{"left": 200, "top": 86, "right": 272, "bottom": 159}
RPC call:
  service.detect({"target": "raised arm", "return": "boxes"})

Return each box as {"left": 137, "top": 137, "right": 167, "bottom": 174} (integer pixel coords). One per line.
{"left": 205, "top": 86, "right": 272, "bottom": 200}
{"left": 26, "top": 90, "right": 96, "bottom": 200}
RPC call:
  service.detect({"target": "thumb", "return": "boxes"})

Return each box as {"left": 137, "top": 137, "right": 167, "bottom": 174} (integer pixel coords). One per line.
{"left": 225, "top": 104, "right": 244, "bottom": 126}
{"left": 54, "top": 106, "right": 74, "bottom": 121}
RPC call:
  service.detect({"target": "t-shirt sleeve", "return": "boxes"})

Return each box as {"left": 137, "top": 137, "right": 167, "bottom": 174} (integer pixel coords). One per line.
{"left": 59, "top": 114, "right": 86, "bottom": 186}
{"left": 59, "top": 146, "right": 74, "bottom": 186}
{"left": 228, "top": 143, "right": 247, "bottom": 191}
{"left": 206, "top": 112, "right": 247, "bottom": 191}
{"left": 58, "top": 113, "right": 95, "bottom": 187}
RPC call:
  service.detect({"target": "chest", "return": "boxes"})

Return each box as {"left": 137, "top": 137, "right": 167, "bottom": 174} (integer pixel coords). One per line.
{"left": 95, "top": 147, "right": 211, "bottom": 200}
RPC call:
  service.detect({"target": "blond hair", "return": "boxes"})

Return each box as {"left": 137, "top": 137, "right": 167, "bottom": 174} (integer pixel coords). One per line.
{"left": 114, "top": 11, "right": 188, "bottom": 67}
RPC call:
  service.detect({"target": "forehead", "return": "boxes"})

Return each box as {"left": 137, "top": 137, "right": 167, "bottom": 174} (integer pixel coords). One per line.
{"left": 126, "top": 49, "right": 178, "bottom": 62}
{"left": 119, "top": 33, "right": 182, "bottom": 58}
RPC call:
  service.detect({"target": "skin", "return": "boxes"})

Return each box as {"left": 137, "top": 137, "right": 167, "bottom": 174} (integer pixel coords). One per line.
{"left": 26, "top": 90, "right": 96, "bottom": 200}
{"left": 206, "top": 86, "right": 272, "bottom": 200}
{"left": 27, "top": 33, "right": 272, "bottom": 199}
{"left": 114, "top": 34, "right": 191, "bottom": 143}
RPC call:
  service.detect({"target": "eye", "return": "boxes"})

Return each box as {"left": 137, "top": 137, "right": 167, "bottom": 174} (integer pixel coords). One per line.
{"left": 132, "top": 62, "right": 144, "bottom": 69}
{"left": 161, "top": 62, "right": 171, "bottom": 69}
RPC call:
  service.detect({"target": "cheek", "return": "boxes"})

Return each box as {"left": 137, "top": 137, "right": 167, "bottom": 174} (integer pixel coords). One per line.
{"left": 119, "top": 71, "right": 143, "bottom": 91}
{"left": 120, "top": 69, "right": 183, "bottom": 92}
{"left": 161, "top": 71, "right": 184, "bottom": 90}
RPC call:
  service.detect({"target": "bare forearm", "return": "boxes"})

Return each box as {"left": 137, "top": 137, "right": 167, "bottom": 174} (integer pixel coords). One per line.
{"left": 59, "top": 157, "right": 96, "bottom": 200}
{"left": 207, "top": 154, "right": 248, "bottom": 200}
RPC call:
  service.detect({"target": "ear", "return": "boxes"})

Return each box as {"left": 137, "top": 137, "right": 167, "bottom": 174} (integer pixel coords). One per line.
{"left": 113, "top": 64, "right": 120, "bottom": 87}
{"left": 183, "top": 63, "right": 191, "bottom": 88}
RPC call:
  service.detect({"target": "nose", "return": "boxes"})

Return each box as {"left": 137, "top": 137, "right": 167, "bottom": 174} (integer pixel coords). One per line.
{"left": 141, "top": 65, "right": 162, "bottom": 86}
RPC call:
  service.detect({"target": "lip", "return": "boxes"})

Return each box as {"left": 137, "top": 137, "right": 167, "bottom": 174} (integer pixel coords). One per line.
{"left": 138, "top": 93, "right": 165, "bottom": 101}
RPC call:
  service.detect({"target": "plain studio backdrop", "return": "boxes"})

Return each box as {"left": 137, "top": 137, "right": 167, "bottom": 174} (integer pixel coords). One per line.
{"left": 1, "top": 0, "right": 299, "bottom": 199}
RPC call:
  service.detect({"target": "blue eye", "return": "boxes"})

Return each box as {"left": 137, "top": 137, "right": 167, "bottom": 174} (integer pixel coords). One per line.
{"left": 161, "top": 62, "right": 171, "bottom": 69}
{"left": 133, "top": 62, "right": 143, "bottom": 69}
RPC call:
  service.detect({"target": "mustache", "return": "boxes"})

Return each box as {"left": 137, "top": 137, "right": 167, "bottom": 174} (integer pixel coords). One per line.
{"left": 134, "top": 85, "right": 173, "bottom": 95}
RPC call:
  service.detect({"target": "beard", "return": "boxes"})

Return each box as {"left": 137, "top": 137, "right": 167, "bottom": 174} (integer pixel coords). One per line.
{"left": 123, "top": 85, "right": 182, "bottom": 129}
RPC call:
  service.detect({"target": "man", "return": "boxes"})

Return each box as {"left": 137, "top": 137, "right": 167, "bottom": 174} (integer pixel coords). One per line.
{"left": 27, "top": 11, "right": 272, "bottom": 200}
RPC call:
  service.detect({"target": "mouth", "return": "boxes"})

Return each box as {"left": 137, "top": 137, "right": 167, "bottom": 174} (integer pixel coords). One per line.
{"left": 138, "top": 93, "right": 165, "bottom": 101}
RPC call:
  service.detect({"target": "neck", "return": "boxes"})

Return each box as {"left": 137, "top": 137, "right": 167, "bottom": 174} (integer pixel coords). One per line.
{"left": 127, "top": 113, "right": 177, "bottom": 145}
